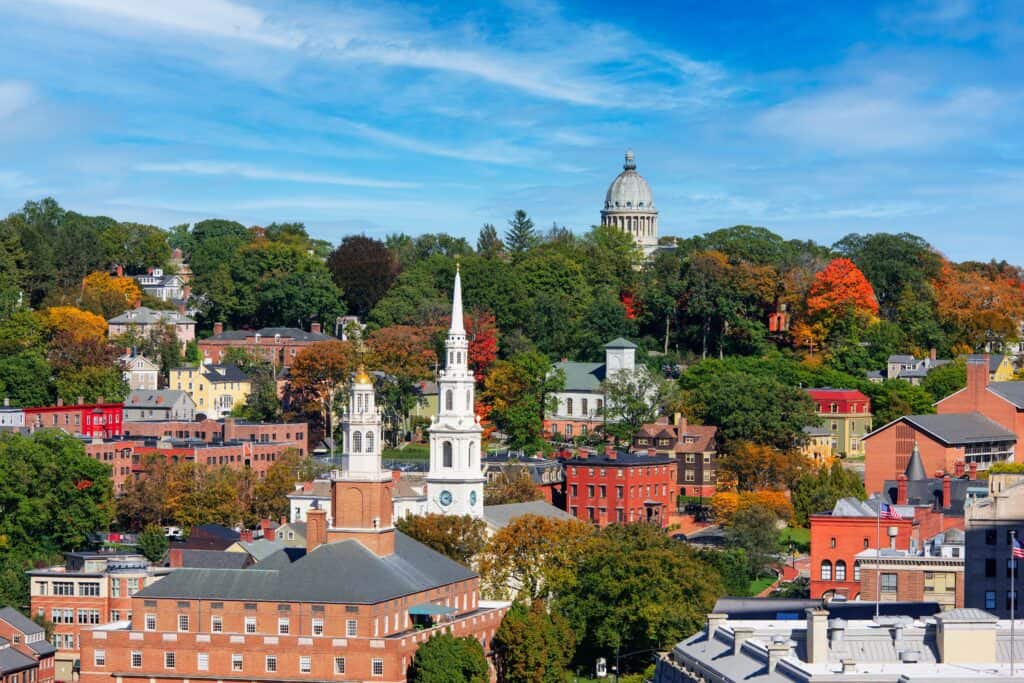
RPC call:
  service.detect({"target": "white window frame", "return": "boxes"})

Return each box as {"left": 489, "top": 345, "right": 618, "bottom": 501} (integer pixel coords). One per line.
{"left": 299, "top": 655, "right": 311, "bottom": 674}
{"left": 211, "top": 615, "right": 223, "bottom": 633}
{"left": 245, "top": 617, "right": 257, "bottom": 633}
{"left": 145, "top": 614, "right": 156, "bottom": 631}
{"left": 164, "top": 651, "right": 176, "bottom": 670}
{"left": 265, "top": 655, "right": 277, "bottom": 673}
{"left": 232, "top": 654, "right": 244, "bottom": 672}
{"left": 178, "top": 614, "right": 189, "bottom": 632}
{"left": 372, "top": 658, "right": 384, "bottom": 676}
{"left": 94, "top": 650, "right": 106, "bottom": 667}
{"left": 197, "top": 653, "right": 209, "bottom": 671}
{"left": 278, "top": 617, "right": 290, "bottom": 635}
{"left": 346, "top": 619, "right": 357, "bottom": 636}
{"left": 312, "top": 618, "right": 324, "bottom": 636}
{"left": 334, "top": 657, "right": 346, "bottom": 674}
{"left": 130, "top": 652, "right": 142, "bottom": 669}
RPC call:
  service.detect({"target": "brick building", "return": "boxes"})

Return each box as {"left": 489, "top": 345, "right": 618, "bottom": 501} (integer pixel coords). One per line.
{"left": 805, "top": 388, "right": 873, "bottom": 457}
{"left": 28, "top": 552, "right": 167, "bottom": 680}
{"left": 23, "top": 401, "right": 124, "bottom": 438}
{"left": 76, "top": 431, "right": 508, "bottom": 683}
{"left": 963, "top": 472, "right": 1024, "bottom": 618}
{"left": 562, "top": 446, "right": 676, "bottom": 527}
{"left": 863, "top": 412, "right": 1015, "bottom": 496}
{"left": 107, "top": 306, "right": 195, "bottom": 350}
{"left": 937, "top": 353, "right": 1024, "bottom": 444}
{"left": 858, "top": 528, "right": 966, "bottom": 610}
{"left": 632, "top": 415, "right": 719, "bottom": 498}
{"left": 199, "top": 323, "right": 333, "bottom": 369}
{"left": 122, "top": 417, "right": 307, "bottom": 452}
{"left": 0, "top": 607, "right": 56, "bottom": 683}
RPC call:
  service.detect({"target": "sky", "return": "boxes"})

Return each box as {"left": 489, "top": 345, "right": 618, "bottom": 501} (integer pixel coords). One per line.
{"left": 0, "top": 0, "right": 1022, "bottom": 261}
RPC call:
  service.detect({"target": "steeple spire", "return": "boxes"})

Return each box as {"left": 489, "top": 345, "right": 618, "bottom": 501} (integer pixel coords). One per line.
{"left": 449, "top": 263, "right": 465, "bottom": 335}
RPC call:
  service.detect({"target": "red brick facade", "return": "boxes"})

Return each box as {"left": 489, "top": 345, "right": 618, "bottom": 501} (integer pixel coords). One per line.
{"left": 23, "top": 402, "right": 123, "bottom": 438}
{"left": 563, "top": 448, "right": 676, "bottom": 527}
{"left": 123, "top": 418, "right": 306, "bottom": 450}
{"left": 0, "top": 610, "right": 55, "bottom": 683}
{"left": 809, "top": 514, "right": 913, "bottom": 599}
{"left": 199, "top": 324, "right": 332, "bottom": 369}
{"left": 863, "top": 423, "right": 963, "bottom": 497}
{"left": 937, "top": 355, "right": 1024, "bottom": 442}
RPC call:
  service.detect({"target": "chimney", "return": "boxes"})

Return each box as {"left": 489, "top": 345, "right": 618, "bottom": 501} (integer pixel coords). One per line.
{"left": 936, "top": 609, "right": 997, "bottom": 663}
{"left": 887, "top": 525, "right": 898, "bottom": 549}
{"left": 183, "top": 285, "right": 191, "bottom": 300}
{"left": 897, "top": 474, "right": 908, "bottom": 505}
{"left": 806, "top": 609, "right": 829, "bottom": 664}
{"left": 969, "top": 462, "right": 978, "bottom": 480}
{"left": 280, "top": 515, "right": 287, "bottom": 526}
{"left": 116, "top": 265, "right": 123, "bottom": 277}
{"left": 647, "top": 448, "right": 656, "bottom": 457}
{"left": 239, "top": 529, "right": 253, "bottom": 543}
{"left": 133, "top": 298, "right": 141, "bottom": 309}
{"left": 929, "top": 347, "right": 937, "bottom": 362}
{"left": 965, "top": 354, "right": 989, "bottom": 409}
{"left": 2, "top": 398, "right": 7, "bottom": 407}
{"left": 605, "top": 445, "right": 616, "bottom": 460}
{"left": 732, "top": 626, "right": 754, "bottom": 655}
{"left": 767, "top": 637, "right": 790, "bottom": 673}
{"left": 942, "top": 475, "right": 951, "bottom": 509}
{"left": 56, "top": 398, "right": 63, "bottom": 407}
{"left": 168, "top": 548, "right": 183, "bottom": 567}
{"left": 77, "top": 396, "right": 84, "bottom": 405}
{"left": 306, "top": 503, "right": 328, "bottom": 553}
{"left": 310, "top": 322, "right": 321, "bottom": 335}
{"left": 213, "top": 322, "right": 224, "bottom": 336}
{"left": 706, "top": 613, "right": 727, "bottom": 639}
{"left": 177, "top": 302, "right": 185, "bottom": 315}
{"left": 954, "top": 461, "right": 965, "bottom": 477}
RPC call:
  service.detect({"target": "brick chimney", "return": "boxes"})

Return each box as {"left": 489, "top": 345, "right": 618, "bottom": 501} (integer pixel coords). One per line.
{"left": 897, "top": 474, "right": 908, "bottom": 505}
{"left": 115, "top": 265, "right": 123, "bottom": 277}
{"left": 969, "top": 461, "right": 978, "bottom": 480}
{"left": 177, "top": 301, "right": 185, "bottom": 315}
{"left": 56, "top": 398, "right": 63, "bottom": 407}
{"left": 954, "top": 461, "right": 965, "bottom": 477}
{"left": 239, "top": 529, "right": 253, "bottom": 543}
{"left": 213, "top": 321, "right": 224, "bottom": 336}
{"left": 182, "top": 284, "right": 191, "bottom": 300}
{"left": 942, "top": 475, "right": 951, "bottom": 509}
{"left": 77, "top": 396, "right": 84, "bottom": 405}
{"left": 133, "top": 298, "right": 141, "bottom": 309}
{"left": 306, "top": 503, "right": 328, "bottom": 553}
{"left": 965, "top": 354, "right": 989, "bottom": 410}
{"left": 168, "top": 548, "right": 183, "bottom": 567}
{"left": 605, "top": 445, "right": 617, "bottom": 460}
{"left": 310, "top": 322, "right": 321, "bottom": 335}
{"left": 647, "top": 448, "right": 657, "bottom": 457}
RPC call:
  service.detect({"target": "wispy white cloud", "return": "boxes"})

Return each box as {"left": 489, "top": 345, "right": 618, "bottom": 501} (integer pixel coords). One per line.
{"left": 135, "top": 160, "right": 418, "bottom": 189}
{"left": 334, "top": 118, "right": 535, "bottom": 165}
{"left": 0, "top": 81, "right": 35, "bottom": 120}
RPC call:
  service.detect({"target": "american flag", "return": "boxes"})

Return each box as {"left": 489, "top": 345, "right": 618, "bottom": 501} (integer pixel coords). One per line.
{"left": 879, "top": 503, "right": 901, "bottom": 520}
{"left": 1013, "top": 537, "right": 1024, "bottom": 559}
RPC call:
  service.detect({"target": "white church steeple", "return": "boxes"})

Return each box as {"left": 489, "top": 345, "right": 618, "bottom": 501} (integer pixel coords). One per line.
{"left": 426, "top": 266, "right": 484, "bottom": 518}
{"left": 340, "top": 365, "right": 387, "bottom": 481}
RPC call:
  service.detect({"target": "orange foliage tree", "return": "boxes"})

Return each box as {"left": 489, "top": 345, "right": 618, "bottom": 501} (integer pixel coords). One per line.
{"left": 38, "top": 306, "right": 108, "bottom": 343}
{"left": 933, "top": 261, "right": 1024, "bottom": 349}
{"left": 806, "top": 258, "right": 879, "bottom": 320}
{"left": 289, "top": 340, "right": 358, "bottom": 444}
{"left": 365, "top": 325, "right": 437, "bottom": 381}
{"left": 712, "top": 489, "right": 794, "bottom": 526}
{"left": 80, "top": 271, "right": 142, "bottom": 318}
{"left": 465, "top": 311, "right": 499, "bottom": 384}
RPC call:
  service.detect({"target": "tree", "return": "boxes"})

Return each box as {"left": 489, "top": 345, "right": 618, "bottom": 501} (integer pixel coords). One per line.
{"left": 80, "top": 271, "right": 142, "bottom": 318}
{"left": 477, "top": 223, "right": 504, "bottom": 258}
{"left": 0, "top": 351, "right": 52, "bottom": 407}
{"left": 289, "top": 341, "right": 358, "bottom": 444}
{"left": 717, "top": 441, "right": 809, "bottom": 492}
{"left": 37, "top": 306, "right": 107, "bottom": 343}
{"left": 407, "top": 632, "right": 489, "bottom": 683}
{"left": 137, "top": 524, "right": 169, "bottom": 563}
{"left": 326, "top": 235, "right": 398, "bottom": 318}
{"left": 791, "top": 460, "right": 866, "bottom": 526}
{"left": 483, "top": 352, "right": 563, "bottom": 451}
{"left": 252, "top": 450, "right": 304, "bottom": 520}
{"left": 921, "top": 358, "right": 967, "bottom": 403}
{"left": 933, "top": 261, "right": 1024, "bottom": 349}
{"left": 864, "top": 380, "right": 935, "bottom": 425}
{"left": 492, "top": 601, "right": 575, "bottom": 683}
{"left": 554, "top": 523, "right": 724, "bottom": 672}
{"left": 224, "top": 349, "right": 280, "bottom": 422}
{"left": 483, "top": 466, "right": 542, "bottom": 507}
{"left": 805, "top": 258, "right": 879, "bottom": 320}
{"left": 600, "top": 365, "right": 680, "bottom": 444}
{"left": 505, "top": 210, "right": 538, "bottom": 258}
{"left": 54, "top": 365, "right": 128, "bottom": 404}
{"left": 466, "top": 311, "right": 499, "bottom": 383}
{"left": 99, "top": 221, "right": 170, "bottom": 272}
{"left": 725, "top": 504, "right": 780, "bottom": 578}
{"left": 394, "top": 514, "right": 486, "bottom": 566}
{"left": 477, "top": 515, "right": 594, "bottom": 601}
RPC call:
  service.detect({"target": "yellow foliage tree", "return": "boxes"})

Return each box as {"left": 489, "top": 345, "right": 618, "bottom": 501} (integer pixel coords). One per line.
{"left": 38, "top": 306, "right": 108, "bottom": 342}
{"left": 81, "top": 271, "right": 142, "bottom": 318}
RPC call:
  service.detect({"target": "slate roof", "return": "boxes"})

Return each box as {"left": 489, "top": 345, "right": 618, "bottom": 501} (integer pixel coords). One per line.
{"left": 138, "top": 532, "right": 475, "bottom": 604}
{"left": 888, "top": 354, "right": 916, "bottom": 363}
{"left": 27, "top": 640, "right": 56, "bottom": 656}
{"left": 635, "top": 419, "right": 718, "bottom": 452}
{"left": 208, "top": 327, "right": 333, "bottom": 342}
{"left": 108, "top": 306, "right": 195, "bottom": 325}
{"left": 192, "top": 524, "right": 241, "bottom": 540}
{"left": 552, "top": 361, "right": 605, "bottom": 392}
{"left": 0, "top": 607, "right": 43, "bottom": 636}
{"left": 988, "top": 381, "right": 1024, "bottom": 409}
{"left": 901, "top": 412, "right": 1017, "bottom": 445}
{"left": 483, "top": 501, "right": 573, "bottom": 529}
{"left": 237, "top": 539, "right": 285, "bottom": 562}
{"left": 0, "top": 647, "right": 36, "bottom": 674}
{"left": 603, "top": 337, "right": 638, "bottom": 349}
{"left": 200, "top": 364, "right": 250, "bottom": 384}
{"left": 177, "top": 549, "right": 252, "bottom": 569}
{"left": 562, "top": 450, "right": 674, "bottom": 467}
{"left": 126, "top": 390, "right": 193, "bottom": 408}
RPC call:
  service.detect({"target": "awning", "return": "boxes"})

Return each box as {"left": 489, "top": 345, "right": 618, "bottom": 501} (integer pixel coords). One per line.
{"left": 408, "top": 603, "right": 457, "bottom": 616}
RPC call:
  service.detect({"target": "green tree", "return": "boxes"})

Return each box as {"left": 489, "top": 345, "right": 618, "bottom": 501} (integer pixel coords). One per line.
{"left": 725, "top": 505, "right": 779, "bottom": 578}
{"left": 864, "top": 380, "right": 935, "bottom": 425}
{"left": 54, "top": 365, "right": 128, "bottom": 404}
{"left": 693, "top": 547, "right": 751, "bottom": 596}
{"left": 137, "top": 524, "right": 169, "bottom": 563}
{"left": 601, "top": 365, "right": 679, "bottom": 444}
{"left": 554, "top": 524, "right": 723, "bottom": 672}
{"left": 477, "top": 223, "right": 504, "bottom": 258}
{"left": 252, "top": 450, "right": 304, "bottom": 520}
{"left": 492, "top": 601, "right": 575, "bottom": 683}
{"left": 394, "top": 514, "right": 486, "bottom": 566}
{"left": 791, "top": 461, "right": 866, "bottom": 526}
{"left": 505, "top": 210, "right": 538, "bottom": 258}
{"left": 483, "top": 352, "right": 564, "bottom": 451}
{"left": 921, "top": 358, "right": 967, "bottom": 403}
{"left": 407, "top": 632, "right": 489, "bottom": 683}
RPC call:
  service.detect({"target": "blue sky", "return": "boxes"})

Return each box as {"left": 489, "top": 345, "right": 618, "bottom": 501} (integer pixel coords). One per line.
{"left": 0, "top": 0, "right": 1022, "bottom": 261}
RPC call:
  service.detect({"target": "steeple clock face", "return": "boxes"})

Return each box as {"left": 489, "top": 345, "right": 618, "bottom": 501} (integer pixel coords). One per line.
{"left": 439, "top": 490, "right": 453, "bottom": 507}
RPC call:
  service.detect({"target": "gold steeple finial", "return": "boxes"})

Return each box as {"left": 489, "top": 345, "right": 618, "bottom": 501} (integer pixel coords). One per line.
{"left": 354, "top": 364, "right": 371, "bottom": 385}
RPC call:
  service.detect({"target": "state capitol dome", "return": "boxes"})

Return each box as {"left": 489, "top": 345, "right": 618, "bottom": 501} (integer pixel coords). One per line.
{"left": 601, "top": 150, "right": 659, "bottom": 256}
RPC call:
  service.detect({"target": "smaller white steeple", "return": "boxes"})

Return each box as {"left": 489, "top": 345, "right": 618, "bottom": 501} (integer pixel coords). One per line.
{"left": 449, "top": 263, "right": 465, "bottom": 335}
{"left": 341, "top": 365, "right": 387, "bottom": 481}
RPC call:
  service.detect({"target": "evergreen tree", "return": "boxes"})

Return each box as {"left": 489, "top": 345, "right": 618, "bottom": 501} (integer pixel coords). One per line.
{"left": 137, "top": 524, "right": 169, "bottom": 563}
{"left": 505, "top": 210, "right": 537, "bottom": 258}
{"left": 477, "top": 223, "right": 504, "bottom": 257}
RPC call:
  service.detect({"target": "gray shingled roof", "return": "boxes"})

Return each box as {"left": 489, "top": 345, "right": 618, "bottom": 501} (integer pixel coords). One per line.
{"left": 126, "top": 390, "right": 193, "bottom": 409}
{"left": 27, "top": 640, "right": 56, "bottom": 656}
{"left": 177, "top": 549, "right": 251, "bottom": 569}
{"left": 201, "top": 364, "right": 250, "bottom": 383}
{"left": 140, "top": 532, "right": 474, "bottom": 604}
{"left": 0, "top": 647, "right": 36, "bottom": 674}
{"left": 108, "top": 306, "right": 194, "bottom": 325}
{"left": 552, "top": 361, "right": 605, "bottom": 392}
{"left": 989, "top": 381, "right": 1024, "bottom": 409}
{"left": 902, "top": 412, "right": 1016, "bottom": 445}
{"left": 0, "top": 607, "right": 43, "bottom": 636}
{"left": 483, "top": 501, "right": 573, "bottom": 529}
{"left": 603, "top": 337, "right": 638, "bottom": 349}
{"left": 210, "top": 327, "right": 332, "bottom": 342}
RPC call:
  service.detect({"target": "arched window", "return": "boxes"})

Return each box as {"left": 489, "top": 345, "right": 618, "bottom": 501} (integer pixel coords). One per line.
{"left": 820, "top": 560, "right": 832, "bottom": 581}
{"left": 566, "top": 398, "right": 573, "bottom": 415}
{"left": 466, "top": 390, "right": 471, "bottom": 410}
{"left": 443, "top": 441, "right": 453, "bottom": 468}
{"left": 352, "top": 431, "right": 362, "bottom": 453}
{"left": 365, "top": 431, "right": 374, "bottom": 453}
{"left": 445, "top": 390, "right": 453, "bottom": 411}
{"left": 835, "top": 560, "right": 846, "bottom": 582}
{"left": 853, "top": 561, "right": 861, "bottom": 582}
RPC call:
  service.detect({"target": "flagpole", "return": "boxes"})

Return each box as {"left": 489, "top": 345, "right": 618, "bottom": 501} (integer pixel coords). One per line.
{"left": 875, "top": 499, "right": 881, "bottom": 621}
{"left": 1012, "top": 529, "right": 1017, "bottom": 676}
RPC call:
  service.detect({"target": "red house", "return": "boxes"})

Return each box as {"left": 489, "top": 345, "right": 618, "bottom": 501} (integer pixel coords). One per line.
{"left": 562, "top": 446, "right": 676, "bottom": 527}
{"left": 0, "top": 606, "right": 56, "bottom": 683}
{"left": 24, "top": 400, "right": 123, "bottom": 438}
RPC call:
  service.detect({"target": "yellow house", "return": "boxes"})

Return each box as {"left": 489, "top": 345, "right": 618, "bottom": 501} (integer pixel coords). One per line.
{"left": 169, "top": 364, "right": 252, "bottom": 418}
{"left": 800, "top": 425, "right": 836, "bottom": 468}
{"left": 990, "top": 354, "right": 1016, "bottom": 382}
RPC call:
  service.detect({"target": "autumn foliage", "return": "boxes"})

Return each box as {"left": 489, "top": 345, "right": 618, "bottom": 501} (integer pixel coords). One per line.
{"left": 38, "top": 306, "right": 108, "bottom": 343}
{"left": 933, "top": 261, "right": 1024, "bottom": 349}
{"left": 80, "top": 271, "right": 142, "bottom": 318}
{"left": 806, "top": 258, "right": 879, "bottom": 319}
{"left": 465, "top": 311, "right": 499, "bottom": 383}
{"left": 366, "top": 325, "right": 437, "bottom": 381}
{"left": 711, "top": 489, "right": 794, "bottom": 526}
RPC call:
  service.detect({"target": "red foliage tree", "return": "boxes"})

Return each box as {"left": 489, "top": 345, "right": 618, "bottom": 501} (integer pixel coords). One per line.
{"left": 465, "top": 311, "right": 499, "bottom": 383}
{"left": 806, "top": 258, "right": 879, "bottom": 318}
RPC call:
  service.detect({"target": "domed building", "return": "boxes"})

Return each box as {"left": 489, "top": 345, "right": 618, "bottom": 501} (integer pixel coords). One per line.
{"left": 601, "top": 149, "right": 659, "bottom": 256}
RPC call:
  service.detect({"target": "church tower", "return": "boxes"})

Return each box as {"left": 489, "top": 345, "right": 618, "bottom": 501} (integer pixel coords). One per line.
{"left": 325, "top": 365, "right": 395, "bottom": 555}
{"left": 426, "top": 266, "right": 484, "bottom": 518}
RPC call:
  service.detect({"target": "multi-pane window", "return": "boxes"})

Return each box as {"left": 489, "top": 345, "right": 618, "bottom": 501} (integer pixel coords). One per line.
{"left": 299, "top": 656, "right": 311, "bottom": 673}
{"left": 334, "top": 657, "right": 346, "bottom": 674}
{"left": 94, "top": 651, "right": 105, "bottom": 667}
{"left": 54, "top": 582, "right": 74, "bottom": 596}
{"left": 346, "top": 619, "right": 357, "bottom": 636}
{"left": 197, "top": 653, "right": 209, "bottom": 671}
{"left": 835, "top": 561, "right": 847, "bottom": 581}
{"left": 178, "top": 614, "right": 189, "bottom": 632}
{"left": 211, "top": 616, "right": 223, "bottom": 632}
{"left": 820, "top": 560, "right": 832, "bottom": 581}
{"left": 312, "top": 618, "right": 324, "bottom": 636}
{"left": 372, "top": 658, "right": 384, "bottom": 676}
{"left": 986, "top": 590, "right": 997, "bottom": 609}
{"left": 145, "top": 614, "right": 156, "bottom": 631}
{"left": 880, "top": 573, "right": 898, "bottom": 593}
{"left": 266, "top": 656, "right": 277, "bottom": 673}
{"left": 127, "top": 578, "right": 140, "bottom": 595}
{"left": 110, "top": 580, "right": 120, "bottom": 598}
{"left": 80, "top": 582, "right": 100, "bottom": 597}
{"left": 232, "top": 654, "right": 244, "bottom": 672}
{"left": 164, "top": 652, "right": 176, "bottom": 670}
{"left": 130, "top": 652, "right": 142, "bottom": 668}
{"left": 245, "top": 617, "right": 257, "bottom": 633}
{"left": 278, "top": 618, "right": 290, "bottom": 635}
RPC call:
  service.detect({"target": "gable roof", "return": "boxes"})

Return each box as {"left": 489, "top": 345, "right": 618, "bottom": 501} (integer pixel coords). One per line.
{"left": 0, "top": 647, "right": 36, "bottom": 675}
{"left": 987, "top": 381, "right": 1024, "bottom": 409}
{"left": 126, "top": 390, "right": 194, "bottom": 409}
{"left": 0, "top": 607, "right": 43, "bottom": 636}
{"left": 108, "top": 306, "right": 195, "bottom": 325}
{"left": 208, "top": 327, "right": 333, "bottom": 342}
{"left": 139, "top": 532, "right": 474, "bottom": 605}
{"left": 901, "top": 412, "right": 1017, "bottom": 445}
{"left": 603, "top": 337, "right": 638, "bottom": 349}
{"left": 552, "top": 361, "right": 605, "bottom": 392}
